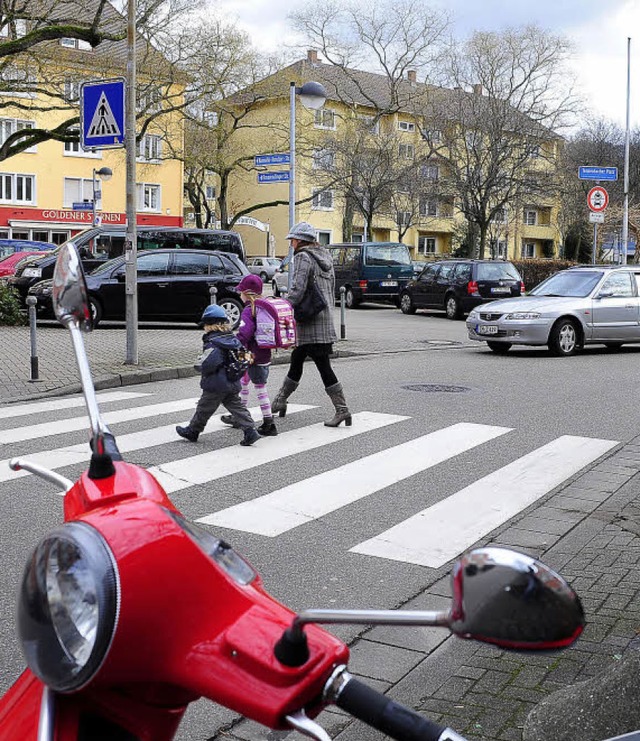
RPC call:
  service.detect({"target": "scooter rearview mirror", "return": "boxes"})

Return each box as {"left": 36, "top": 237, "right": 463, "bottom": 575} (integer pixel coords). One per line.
{"left": 52, "top": 243, "right": 92, "bottom": 332}
{"left": 449, "top": 547, "right": 585, "bottom": 650}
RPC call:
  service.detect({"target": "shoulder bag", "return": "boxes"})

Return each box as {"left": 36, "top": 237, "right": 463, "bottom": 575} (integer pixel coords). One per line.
{"left": 293, "top": 251, "right": 328, "bottom": 322}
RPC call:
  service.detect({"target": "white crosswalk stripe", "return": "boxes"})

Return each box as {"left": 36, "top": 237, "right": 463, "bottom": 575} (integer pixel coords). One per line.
{"left": 0, "top": 391, "right": 149, "bottom": 420}
{"left": 350, "top": 434, "right": 618, "bottom": 568}
{"left": 200, "top": 422, "right": 512, "bottom": 536}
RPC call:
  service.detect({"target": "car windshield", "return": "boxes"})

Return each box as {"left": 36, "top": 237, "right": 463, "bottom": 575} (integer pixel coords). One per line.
{"left": 476, "top": 263, "right": 521, "bottom": 281}
{"left": 529, "top": 270, "right": 604, "bottom": 298}
{"left": 364, "top": 244, "right": 411, "bottom": 266}
{"left": 267, "top": 258, "right": 281, "bottom": 265}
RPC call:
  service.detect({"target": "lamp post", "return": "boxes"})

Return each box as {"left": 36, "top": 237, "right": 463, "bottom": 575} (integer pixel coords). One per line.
{"left": 92, "top": 166, "right": 112, "bottom": 227}
{"left": 287, "top": 80, "right": 327, "bottom": 290}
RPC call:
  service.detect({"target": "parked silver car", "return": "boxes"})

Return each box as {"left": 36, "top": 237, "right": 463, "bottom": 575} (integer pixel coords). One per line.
{"left": 247, "top": 256, "right": 282, "bottom": 281}
{"left": 467, "top": 265, "right": 640, "bottom": 356}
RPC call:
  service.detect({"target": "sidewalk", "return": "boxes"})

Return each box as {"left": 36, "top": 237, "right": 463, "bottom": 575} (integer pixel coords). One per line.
{"left": 0, "top": 307, "right": 471, "bottom": 403}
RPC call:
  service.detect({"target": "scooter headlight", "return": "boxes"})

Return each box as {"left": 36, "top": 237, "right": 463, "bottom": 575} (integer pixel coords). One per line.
{"left": 18, "top": 521, "right": 119, "bottom": 692}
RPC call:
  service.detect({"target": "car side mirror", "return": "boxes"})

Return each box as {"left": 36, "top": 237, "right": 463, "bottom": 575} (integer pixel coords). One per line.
{"left": 596, "top": 290, "right": 614, "bottom": 299}
{"left": 115, "top": 271, "right": 126, "bottom": 282}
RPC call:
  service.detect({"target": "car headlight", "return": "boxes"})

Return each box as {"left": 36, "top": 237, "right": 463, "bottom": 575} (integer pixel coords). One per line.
{"left": 506, "top": 312, "right": 541, "bottom": 320}
{"left": 18, "top": 522, "right": 120, "bottom": 692}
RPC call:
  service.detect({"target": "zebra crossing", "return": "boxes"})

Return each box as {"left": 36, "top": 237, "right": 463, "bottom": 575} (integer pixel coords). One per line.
{"left": 0, "top": 390, "right": 619, "bottom": 569}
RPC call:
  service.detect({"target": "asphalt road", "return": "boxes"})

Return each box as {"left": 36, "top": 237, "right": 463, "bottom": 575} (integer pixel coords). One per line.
{"left": 1, "top": 308, "right": 640, "bottom": 738}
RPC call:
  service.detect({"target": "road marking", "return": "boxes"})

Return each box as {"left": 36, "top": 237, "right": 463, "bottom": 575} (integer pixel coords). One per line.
{"left": 350, "top": 435, "right": 618, "bottom": 568}
{"left": 0, "top": 397, "right": 203, "bottom": 444}
{"left": 0, "top": 405, "right": 316, "bottom": 484}
{"left": 200, "top": 423, "right": 512, "bottom": 535}
{"left": 151, "top": 412, "right": 409, "bottom": 494}
{"left": 0, "top": 391, "right": 149, "bottom": 420}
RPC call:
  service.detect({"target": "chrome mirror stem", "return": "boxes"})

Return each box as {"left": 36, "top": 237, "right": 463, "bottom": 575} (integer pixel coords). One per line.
{"left": 37, "top": 687, "right": 55, "bottom": 741}
{"left": 293, "top": 608, "right": 451, "bottom": 631}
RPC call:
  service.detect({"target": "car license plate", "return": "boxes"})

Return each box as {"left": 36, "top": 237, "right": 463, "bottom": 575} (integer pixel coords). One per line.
{"left": 23, "top": 268, "right": 42, "bottom": 278}
{"left": 490, "top": 287, "right": 510, "bottom": 294}
{"left": 380, "top": 281, "right": 398, "bottom": 287}
{"left": 477, "top": 324, "right": 499, "bottom": 335}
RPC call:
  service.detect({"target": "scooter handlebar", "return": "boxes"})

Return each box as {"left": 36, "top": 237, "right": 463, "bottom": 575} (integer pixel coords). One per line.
{"left": 335, "top": 676, "right": 467, "bottom": 741}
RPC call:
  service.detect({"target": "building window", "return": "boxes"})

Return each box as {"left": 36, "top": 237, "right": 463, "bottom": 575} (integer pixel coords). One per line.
{"left": 418, "top": 236, "right": 436, "bottom": 255}
{"left": 420, "top": 164, "right": 439, "bottom": 180}
{"left": 0, "top": 18, "right": 26, "bottom": 38}
{"left": 521, "top": 242, "right": 535, "bottom": 258}
{"left": 0, "top": 173, "right": 35, "bottom": 204}
{"left": 317, "top": 230, "right": 331, "bottom": 245}
{"left": 312, "top": 189, "right": 333, "bottom": 210}
{"left": 0, "top": 65, "right": 36, "bottom": 98}
{"left": 138, "top": 134, "right": 162, "bottom": 162}
{"left": 422, "top": 128, "right": 442, "bottom": 143}
{"left": 63, "top": 177, "right": 95, "bottom": 208}
{"left": 0, "top": 118, "right": 36, "bottom": 153}
{"left": 524, "top": 209, "right": 537, "bottom": 226}
{"left": 63, "top": 78, "right": 92, "bottom": 103}
{"left": 491, "top": 239, "right": 508, "bottom": 258}
{"left": 63, "top": 127, "right": 101, "bottom": 158}
{"left": 137, "top": 85, "right": 163, "bottom": 113}
{"left": 314, "top": 108, "right": 336, "bottom": 130}
{"left": 397, "top": 211, "right": 411, "bottom": 226}
{"left": 419, "top": 199, "right": 438, "bottom": 217}
{"left": 137, "top": 183, "right": 161, "bottom": 212}
{"left": 398, "top": 120, "right": 415, "bottom": 132}
{"left": 312, "top": 148, "right": 335, "bottom": 170}
{"left": 205, "top": 185, "right": 215, "bottom": 200}
{"left": 399, "top": 143, "right": 414, "bottom": 159}
{"left": 60, "top": 37, "right": 92, "bottom": 50}
{"left": 493, "top": 207, "right": 508, "bottom": 223}
{"left": 351, "top": 233, "right": 364, "bottom": 243}
{"left": 358, "top": 115, "right": 379, "bottom": 134}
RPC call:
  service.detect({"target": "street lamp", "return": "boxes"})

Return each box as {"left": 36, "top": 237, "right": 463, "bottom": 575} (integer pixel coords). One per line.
{"left": 92, "top": 166, "right": 112, "bottom": 227}
{"left": 287, "top": 80, "right": 327, "bottom": 290}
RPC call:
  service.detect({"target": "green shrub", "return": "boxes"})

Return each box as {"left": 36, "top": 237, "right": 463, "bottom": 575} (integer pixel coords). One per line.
{"left": 0, "top": 282, "right": 27, "bottom": 326}
{"left": 512, "top": 259, "right": 577, "bottom": 291}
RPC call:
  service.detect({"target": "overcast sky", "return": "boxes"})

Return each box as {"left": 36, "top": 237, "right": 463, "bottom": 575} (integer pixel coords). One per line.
{"left": 216, "top": 0, "right": 640, "bottom": 130}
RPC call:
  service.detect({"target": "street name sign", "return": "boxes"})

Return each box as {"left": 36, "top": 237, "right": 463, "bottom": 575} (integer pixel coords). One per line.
{"left": 257, "top": 171, "right": 290, "bottom": 184}
{"left": 578, "top": 166, "right": 618, "bottom": 181}
{"left": 255, "top": 153, "right": 290, "bottom": 167}
{"left": 72, "top": 202, "right": 94, "bottom": 211}
{"left": 80, "top": 79, "right": 125, "bottom": 150}
{"left": 587, "top": 186, "right": 609, "bottom": 212}
{"left": 589, "top": 211, "right": 605, "bottom": 224}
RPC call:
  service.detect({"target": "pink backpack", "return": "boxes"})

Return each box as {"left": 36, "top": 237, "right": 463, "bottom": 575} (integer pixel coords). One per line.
{"left": 253, "top": 297, "right": 297, "bottom": 349}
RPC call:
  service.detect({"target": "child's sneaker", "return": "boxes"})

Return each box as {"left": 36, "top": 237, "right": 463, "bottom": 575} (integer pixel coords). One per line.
{"left": 240, "top": 428, "right": 261, "bottom": 446}
{"left": 221, "top": 414, "right": 241, "bottom": 428}
{"left": 176, "top": 425, "right": 199, "bottom": 442}
{"left": 257, "top": 418, "right": 278, "bottom": 436}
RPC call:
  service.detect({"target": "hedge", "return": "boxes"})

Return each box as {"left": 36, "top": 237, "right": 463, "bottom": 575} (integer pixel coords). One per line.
{"left": 0, "top": 283, "right": 27, "bottom": 326}
{"left": 511, "top": 259, "right": 577, "bottom": 291}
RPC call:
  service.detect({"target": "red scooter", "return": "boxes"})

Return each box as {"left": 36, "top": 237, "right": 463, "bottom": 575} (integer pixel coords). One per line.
{"left": 0, "top": 244, "right": 585, "bottom": 740}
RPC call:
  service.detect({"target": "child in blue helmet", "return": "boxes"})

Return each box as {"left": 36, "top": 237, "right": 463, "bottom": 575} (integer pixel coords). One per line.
{"left": 176, "top": 304, "right": 260, "bottom": 446}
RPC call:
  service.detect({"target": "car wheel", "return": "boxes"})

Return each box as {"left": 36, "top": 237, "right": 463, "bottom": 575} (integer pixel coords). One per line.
{"left": 260, "top": 271, "right": 268, "bottom": 282}
{"left": 604, "top": 343, "right": 624, "bottom": 351}
{"left": 445, "top": 294, "right": 462, "bottom": 320}
{"left": 399, "top": 291, "right": 416, "bottom": 315}
{"left": 548, "top": 318, "right": 581, "bottom": 356}
{"left": 272, "top": 280, "right": 280, "bottom": 297}
{"left": 345, "top": 288, "right": 360, "bottom": 309}
{"left": 218, "top": 297, "right": 243, "bottom": 328}
{"left": 89, "top": 297, "right": 102, "bottom": 328}
{"left": 487, "top": 341, "right": 511, "bottom": 354}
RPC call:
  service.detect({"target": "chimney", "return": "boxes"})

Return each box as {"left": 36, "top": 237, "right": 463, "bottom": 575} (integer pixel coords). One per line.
{"left": 307, "top": 49, "right": 318, "bottom": 64}
{"left": 472, "top": 83, "right": 483, "bottom": 96}
{"left": 407, "top": 70, "right": 417, "bottom": 84}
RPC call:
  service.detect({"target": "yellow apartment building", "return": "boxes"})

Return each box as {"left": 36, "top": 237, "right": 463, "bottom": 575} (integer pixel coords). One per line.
{"left": 226, "top": 51, "right": 561, "bottom": 262}
{"left": 0, "top": 10, "right": 184, "bottom": 244}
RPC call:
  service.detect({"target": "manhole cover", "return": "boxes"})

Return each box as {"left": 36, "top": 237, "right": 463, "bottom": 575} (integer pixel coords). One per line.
{"left": 402, "top": 384, "right": 471, "bottom": 393}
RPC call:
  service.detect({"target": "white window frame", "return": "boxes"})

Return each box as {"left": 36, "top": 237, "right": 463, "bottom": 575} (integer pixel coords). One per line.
{"left": 493, "top": 207, "right": 508, "bottom": 224}
{"left": 311, "top": 189, "right": 334, "bottom": 211}
{"left": 0, "top": 66, "right": 37, "bottom": 98}
{"left": 398, "top": 120, "right": 415, "bottom": 132}
{"left": 0, "top": 172, "right": 35, "bottom": 204}
{"left": 418, "top": 236, "right": 436, "bottom": 255}
{"left": 137, "top": 182, "right": 161, "bottom": 212}
{"left": 138, "top": 133, "right": 162, "bottom": 162}
{"left": 358, "top": 114, "right": 379, "bottom": 134}
{"left": 0, "top": 118, "right": 37, "bottom": 153}
{"left": 317, "top": 230, "right": 332, "bottom": 245}
{"left": 314, "top": 108, "right": 336, "bottom": 130}
{"left": 205, "top": 185, "right": 215, "bottom": 200}
{"left": 312, "top": 147, "right": 335, "bottom": 170}
{"left": 422, "top": 128, "right": 442, "bottom": 143}
{"left": 63, "top": 177, "right": 98, "bottom": 208}
{"left": 421, "top": 164, "right": 439, "bottom": 180}
{"left": 63, "top": 127, "right": 101, "bottom": 158}
{"left": 351, "top": 233, "right": 364, "bottom": 243}
{"left": 521, "top": 242, "right": 535, "bottom": 259}
{"left": 524, "top": 209, "right": 537, "bottom": 226}
{"left": 491, "top": 239, "right": 508, "bottom": 258}
{"left": 419, "top": 199, "right": 438, "bottom": 217}
{"left": 397, "top": 211, "right": 411, "bottom": 226}
{"left": 399, "top": 143, "right": 414, "bottom": 159}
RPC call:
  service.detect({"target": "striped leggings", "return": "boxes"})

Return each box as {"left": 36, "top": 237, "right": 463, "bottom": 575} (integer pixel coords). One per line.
{"left": 240, "top": 373, "right": 272, "bottom": 419}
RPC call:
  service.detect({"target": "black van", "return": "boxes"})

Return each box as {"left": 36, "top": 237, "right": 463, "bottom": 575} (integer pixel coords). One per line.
{"left": 9, "top": 226, "right": 245, "bottom": 304}
{"left": 328, "top": 242, "right": 414, "bottom": 308}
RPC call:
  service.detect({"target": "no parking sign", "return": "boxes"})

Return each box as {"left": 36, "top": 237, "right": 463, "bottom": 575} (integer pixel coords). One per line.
{"left": 587, "top": 186, "right": 609, "bottom": 212}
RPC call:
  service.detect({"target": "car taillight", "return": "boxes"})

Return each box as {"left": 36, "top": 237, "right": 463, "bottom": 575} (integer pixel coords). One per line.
{"left": 358, "top": 280, "right": 368, "bottom": 291}
{"left": 467, "top": 280, "right": 478, "bottom": 295}
{"left": 520, "top": 281, "right": 526, "bottom": 293}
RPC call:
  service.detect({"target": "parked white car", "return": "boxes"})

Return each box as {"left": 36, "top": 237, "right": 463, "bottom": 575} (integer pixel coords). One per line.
{"left": 247, "top": 256, "right": 282, "bottom": 281}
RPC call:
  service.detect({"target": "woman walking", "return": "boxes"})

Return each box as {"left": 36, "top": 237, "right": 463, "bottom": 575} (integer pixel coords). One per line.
{"left": 271, "top": 221, "right": 351, "bottom": 427}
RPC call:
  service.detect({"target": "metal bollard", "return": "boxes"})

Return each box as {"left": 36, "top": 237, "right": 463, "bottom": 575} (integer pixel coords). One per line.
{"left": 209, "top": 286, "right": 218, "bottom": 305}
{"left": 25, "top": 296, "right": 40, "bottom": 382}
{"left": 339, "top": 286, "right": 346, "bottom": 340}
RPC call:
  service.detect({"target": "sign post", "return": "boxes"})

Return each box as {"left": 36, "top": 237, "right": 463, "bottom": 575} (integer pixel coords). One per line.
{"left": 587, "top": 186, "right": 609, "bottom": 265}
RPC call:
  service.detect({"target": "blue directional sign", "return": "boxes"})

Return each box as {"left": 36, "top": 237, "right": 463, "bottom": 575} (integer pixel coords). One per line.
{"left": 255, "top": 153, "right": 290, "bottom": 166}
{"left": 72, "top": 202, "right": 94, "bottom": 211}
{"left": 257, "top": 171, "right": 290, "bottom": 184}
{"left": 80, "top": 79, "right": 125, "bottom": 150}
{"left": 578, "top": 166, "right": 618, "bottom": 181}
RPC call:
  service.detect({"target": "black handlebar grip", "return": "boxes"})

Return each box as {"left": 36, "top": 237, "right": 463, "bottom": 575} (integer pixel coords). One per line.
{"left": 335, "top": 677, "right": 447, "bottom": 741}
{"left": 101, "top": 432, "right": 123, "bottom": 462}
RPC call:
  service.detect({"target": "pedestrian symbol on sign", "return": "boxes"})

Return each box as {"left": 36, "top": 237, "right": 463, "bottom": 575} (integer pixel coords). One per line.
{"left": 87, "top": 92, "right": 121, "bottom": 138}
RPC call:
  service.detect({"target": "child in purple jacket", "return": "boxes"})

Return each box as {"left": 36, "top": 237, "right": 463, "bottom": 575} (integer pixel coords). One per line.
{"left": 221, "top": 274, "right": 277, "bottom": 436}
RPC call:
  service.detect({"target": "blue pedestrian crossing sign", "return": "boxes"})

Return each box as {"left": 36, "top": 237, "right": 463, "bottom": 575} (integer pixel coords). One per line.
{"left": 80, "top": 79, "right": 125, "bottom": 150}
